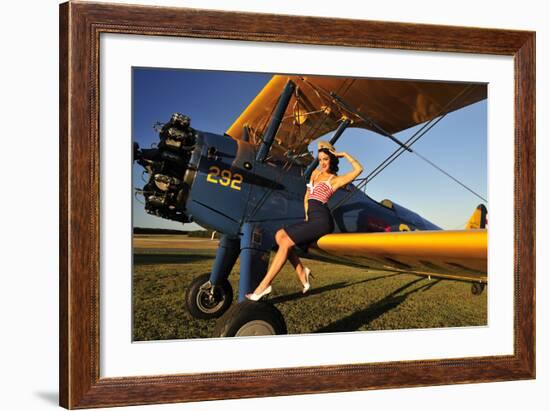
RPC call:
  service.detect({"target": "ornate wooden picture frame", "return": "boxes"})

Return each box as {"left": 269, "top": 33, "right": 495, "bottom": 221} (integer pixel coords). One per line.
{"left": 59, "top": 2, "right": 535, "bottom": 408}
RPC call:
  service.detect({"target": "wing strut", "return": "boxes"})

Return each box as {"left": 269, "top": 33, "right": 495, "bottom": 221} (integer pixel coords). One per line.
{"left": 256, "top": 80, "right": 296, "bottom": 162}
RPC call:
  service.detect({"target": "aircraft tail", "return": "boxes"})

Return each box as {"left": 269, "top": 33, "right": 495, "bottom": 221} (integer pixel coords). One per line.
{"left": 465, "top": 204, "right": 488, "bottom": 229}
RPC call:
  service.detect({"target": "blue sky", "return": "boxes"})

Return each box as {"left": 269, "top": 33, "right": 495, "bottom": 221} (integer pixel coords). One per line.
{"left": 132, "top": 68, "right": 487, "bottom": 230}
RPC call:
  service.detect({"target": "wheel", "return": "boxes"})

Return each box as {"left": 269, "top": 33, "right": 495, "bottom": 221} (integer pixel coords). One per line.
{"left": 471, "top": 282, "right": 485, "bottom": 295}
{"left": 213, "top": 300, "right": 287, "bottom": 337}
{"left": 185, "top": 273, "right": 233, "bottom": 319}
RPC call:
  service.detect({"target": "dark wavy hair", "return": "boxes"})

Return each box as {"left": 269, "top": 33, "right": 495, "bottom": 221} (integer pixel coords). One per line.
{"left": 318, "top": 148, "right": 339, "bottom": 174}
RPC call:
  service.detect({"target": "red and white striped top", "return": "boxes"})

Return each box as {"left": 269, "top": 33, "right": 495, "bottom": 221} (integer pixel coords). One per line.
{"left": 307, "top": 175, "right": 335, "bottom": 204}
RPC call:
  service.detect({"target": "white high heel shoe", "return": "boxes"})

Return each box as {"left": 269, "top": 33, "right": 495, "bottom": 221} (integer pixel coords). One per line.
{"left": 302, "top": 267, "right": 314, "bottom": 294}
{"left": 245, "top": 285, "right": 272, "bottom": 301}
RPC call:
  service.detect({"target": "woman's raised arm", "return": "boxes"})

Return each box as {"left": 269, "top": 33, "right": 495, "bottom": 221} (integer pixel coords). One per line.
{"left": 329, "top": 151, "right": 363, "bottom": 191}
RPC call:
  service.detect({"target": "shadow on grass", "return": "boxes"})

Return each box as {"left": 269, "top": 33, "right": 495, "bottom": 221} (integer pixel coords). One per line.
{"left": 418, "top": 278, "right": 442, "bottom": 293}
{"left": 133, "top": 253, "right": 213, "bottom": 265}
{"left": 315, "top": 278, "right": 442, "bottom": 333}
{"left": 269, "top": 272, "right": 404, "bottom": 305}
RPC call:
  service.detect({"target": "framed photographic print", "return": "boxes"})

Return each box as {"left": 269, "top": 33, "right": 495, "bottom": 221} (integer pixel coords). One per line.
{"left": 131, "top": 68, "right": 488, "bottom": 342}
{"left": 59, "top": 1, "right": 535, "bottom": 408}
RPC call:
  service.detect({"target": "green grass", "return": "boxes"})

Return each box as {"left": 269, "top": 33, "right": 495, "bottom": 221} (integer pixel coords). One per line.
{"left": 132, "top": 249, "right": 487, "bottom": 341}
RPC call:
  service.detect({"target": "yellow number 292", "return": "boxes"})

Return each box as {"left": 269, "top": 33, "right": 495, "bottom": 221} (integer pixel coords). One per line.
{"left": 206, "top": 166, "right": 243, "bottom": 191}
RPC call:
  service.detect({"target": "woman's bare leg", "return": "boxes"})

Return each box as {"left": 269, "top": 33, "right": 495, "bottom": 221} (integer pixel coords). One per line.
{"left": 252, "top": 229, "right": 294, "bottom": 294}
{"left": 288, "top": 248, "right": 306, "bottom": 285}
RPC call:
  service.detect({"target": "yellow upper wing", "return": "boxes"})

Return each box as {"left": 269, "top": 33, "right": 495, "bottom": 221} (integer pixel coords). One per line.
{"left": 226, "top": 75, "right": 487, "bottom": 160}
{"left": 311, "top": 229, "right": 487, "bottom": 282}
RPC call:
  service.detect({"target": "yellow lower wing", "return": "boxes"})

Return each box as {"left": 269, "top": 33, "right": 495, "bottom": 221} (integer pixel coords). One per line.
{"left": 313, "top": 229, "right": 487, "bottom": 283}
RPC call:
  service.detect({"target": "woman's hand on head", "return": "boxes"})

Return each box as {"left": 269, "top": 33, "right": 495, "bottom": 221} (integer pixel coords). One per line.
{"left": 329, "top": 150, "right": 346, "bottom": 158}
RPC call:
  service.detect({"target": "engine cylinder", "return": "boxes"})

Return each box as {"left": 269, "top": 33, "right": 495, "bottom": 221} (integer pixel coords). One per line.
{"left": 134, "top": 113, "right": 199, "bottom": 223}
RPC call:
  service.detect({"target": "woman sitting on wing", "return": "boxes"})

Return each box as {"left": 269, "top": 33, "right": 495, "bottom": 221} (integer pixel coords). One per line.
{"left": 246, "top": 141, "right": 364, "bottom": 300}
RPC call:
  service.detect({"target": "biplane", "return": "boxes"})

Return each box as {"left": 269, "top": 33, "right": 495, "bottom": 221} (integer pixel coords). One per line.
{"left": 133, "top": 74, "right": 488, "bottom": 337}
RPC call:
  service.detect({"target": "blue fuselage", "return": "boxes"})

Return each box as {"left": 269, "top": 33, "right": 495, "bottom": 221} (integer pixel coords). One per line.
{"left": 184, "top": 131, "right": 440, "bottom": 248}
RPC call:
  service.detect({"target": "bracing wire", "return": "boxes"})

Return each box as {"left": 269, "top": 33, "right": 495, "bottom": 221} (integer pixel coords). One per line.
{"left": 411, "top": 151, "right": 487, "bottom": 203}
{"left": 331, "top": 84, "right": 487, "bottom": 211}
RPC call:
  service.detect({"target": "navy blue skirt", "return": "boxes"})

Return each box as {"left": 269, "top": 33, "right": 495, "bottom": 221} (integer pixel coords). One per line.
{"left": 285, "top": 199, "right": 334, "bottom": 251}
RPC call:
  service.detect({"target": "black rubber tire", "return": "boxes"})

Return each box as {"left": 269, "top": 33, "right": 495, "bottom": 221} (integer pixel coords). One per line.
{"left": 185, "top": 273, "right": 233, "bottom": 319}
{"left": 471, "top": 282, "right": 485, "bottom": 295}
{"left": 213, "top": 300, "right": 287, "bottom": 337}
